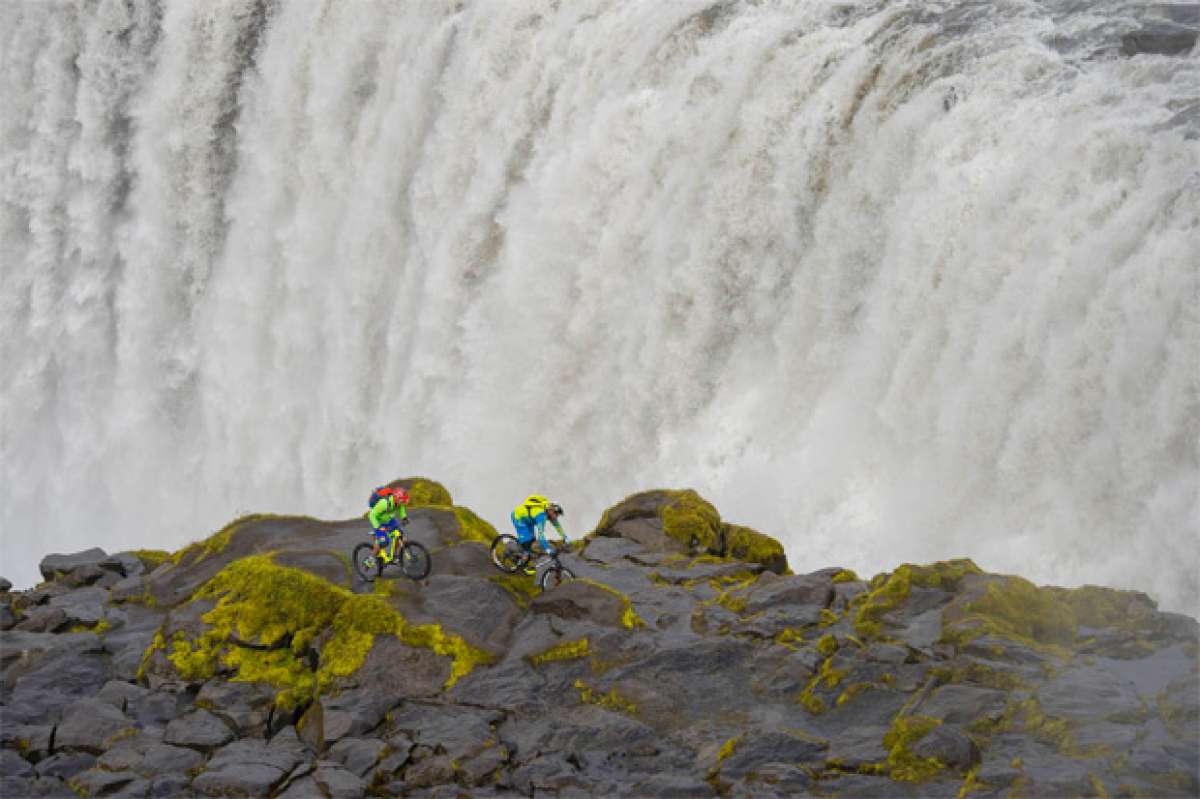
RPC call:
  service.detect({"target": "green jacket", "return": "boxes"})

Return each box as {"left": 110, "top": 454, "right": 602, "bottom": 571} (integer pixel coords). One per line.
{"left": 368, "top": 495, "right": 408, "bottom": 529}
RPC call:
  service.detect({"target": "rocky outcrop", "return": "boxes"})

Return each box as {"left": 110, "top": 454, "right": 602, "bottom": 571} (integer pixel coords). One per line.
{"left": 0, "top": 484, "right": 1196, "bottom": 797}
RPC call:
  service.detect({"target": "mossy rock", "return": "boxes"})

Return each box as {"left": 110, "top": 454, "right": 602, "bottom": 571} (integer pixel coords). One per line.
{"left": 592, "top": 489, "right": 788, "bottom": 573}
{"left": 940, "top": 575, "right": 1078, "bottom": 652}
{"left": 148, "top": 554, "right": 491, "bottom": 710}
{"left": 381, "top": 477, "right": 453, "bottom": 508}
{"left": 722, "top": 524, "right": 788, "bottom": 575}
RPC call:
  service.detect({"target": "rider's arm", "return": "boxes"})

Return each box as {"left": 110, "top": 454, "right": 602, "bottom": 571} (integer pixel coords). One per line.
{"left": 550, "top": 516, "right": 566, "bottom": 543}
{"left": 368, "top": 498, "right": 390, "bottom": 528}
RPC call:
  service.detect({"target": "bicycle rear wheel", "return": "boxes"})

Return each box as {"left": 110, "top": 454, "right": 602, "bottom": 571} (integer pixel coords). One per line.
{"left": 489, "top": 534, "right": 527, "bottom": 574}
{"left": 538, "top": 564, "right": 576, "bottom": 593}
{"left": 398, "top": 541, "right": 432, "bottom": 581}
{"left": 351, "top": 542, "right": 381, "bottom": 583}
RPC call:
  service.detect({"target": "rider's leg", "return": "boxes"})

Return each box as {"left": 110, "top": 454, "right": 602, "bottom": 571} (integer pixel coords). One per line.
{"left": 372, "top": 524, "right": 392, "bottom": 561}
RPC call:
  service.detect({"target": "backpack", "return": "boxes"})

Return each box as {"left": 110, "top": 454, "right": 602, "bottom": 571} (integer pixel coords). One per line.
{"left": 368, "top": 486, "right": 409, "bottom": 509}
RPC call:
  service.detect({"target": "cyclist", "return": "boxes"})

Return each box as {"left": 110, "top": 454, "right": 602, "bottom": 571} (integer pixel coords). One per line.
{"left": 368, "top": 486, "right": 410, "bottom": 563}
{"left": 511, "top": 495, "right": 567, "bottom": 572}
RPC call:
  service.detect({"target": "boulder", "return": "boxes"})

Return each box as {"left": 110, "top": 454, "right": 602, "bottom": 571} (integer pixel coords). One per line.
{"left": 312, "top": 764, "right": 366, "bottom": 799}
{"left": 910, "top": 724, "right": 979, "bottom": 771}
{"left": 163, "top": 709, "right": 236, "bottom": 752}
{"left": 192, "top": 738, "right": 305, "bottom": 796}
{"left": 717, "top": 731, "right": 828, "bottom": 778}
{"left": 0, "top": 749, "right": 33, "bottom": 777}
{"left": 53, "top": 698, "right": 135, "bottom": 754}
{"left": 71, "top": 768, "right": 139, "bottom": 796}
{"left": 0, "top": 577, "right": 12, "bottom": 593}
{"left": 530, "top": 580, "right": 635, "bottom": 628}
{"left": 196, "top": 680, "right": 276, "bottom": 737}
{"left": 326, "top": 737, "right": 386, "bottom": 777}
{"left": 743, "top": 573, "right": 834, "bottom": 613}
{"left": 39, "top": 548, "right": 109, "bottom": 582}
{"left": 34, "top": 750, "right": 96, "bottom": 779}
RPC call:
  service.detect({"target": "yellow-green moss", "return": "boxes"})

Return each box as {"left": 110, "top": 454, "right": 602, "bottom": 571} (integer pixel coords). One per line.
{"left": 930, "top": 661, "right": 1027, "bottom": 692}
{"left": 574, "top": 679, "right": 637, "bottom": 715}
{"left": 162, "top": 555, "right": 491, "bottom": 708}
{"left": 717, "top": 735, "right": 740, "bottom": 764}
{"left": 957, "top": 766, "right": 988, "bottom": 798}
{"left": 68, "top": 618, "right": 112, "bottom": 635}
{"left": 131, "top": 549, "right": 170, "bottom": 571}
{"left": 450, "top": 506, "right": 499, "bottom": 545}
{"left": 136, "top": 629, "right": 167, "bottom": 681}
{"left": 836, "top": 682, "right": 875, "bottom": 707}
{"left": 578, "top": 579, "right": 646, "bottom": 630}
{"left": 819, "top": 608, "right": 840, "bottom": 627}
{"left": 817, "top": 633, "right": 839, "bottom": 657}
{"left": 171, "top": 515, "right": 268, "bottom": 565}
{"left": 940, "top": 576, "right": 1077, "bottom": 652}
{"left": 854, "top": 560, "right": 982, "bottom": 640}
{"left": 722, "top": 524, "right": 788, "bottom": 573}
{"left": 528, "top": 638, "right": 590, "bottom": 667}
{"left": 395, "top": 478, "right": 453, "bottom": 507}
{"left": 488, "top": 573, "right": 539, "bottom": 609}
{"left": 884, "top": 715, "right": 945, "bottom": 782}
{"left": 832, "top": 569, "right": 860, "bottom": 583}
{"left": 661, "top": 490, "right": 723, "bottom": 552}
{"left": 1013, "top": 696, "right": 1079, "bottom": 756}
{"left": 798, "top": 657, "right": 847, "bottom": 715}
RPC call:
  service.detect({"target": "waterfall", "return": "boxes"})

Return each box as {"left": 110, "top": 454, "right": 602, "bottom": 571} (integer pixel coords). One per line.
{"left": 2, "top": 0, "right": 1197, "bottom": 614}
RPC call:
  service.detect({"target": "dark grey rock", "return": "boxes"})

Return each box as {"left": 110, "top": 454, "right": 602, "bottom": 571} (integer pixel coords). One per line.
{"left": 163, "top": 709, "right": 236, "bottom": 751}
{"left": 911, "top": 724, "right": 979, "bottom": 770}
{"left": 71, "top": 768, "right": 139, "bottom": 796}
{"left": 101, "top": 553, "right": 145, "bottom": 578}
{"left": 0, "top": 775, "right": 73, "bottom": 798}
{"left": 61, "top": 564, "right": 107, "bottom": 588}
{"left": 53, "top": 698, "right": 135, "bottom": 754}
{"left": 109, "top": 575, "right": 148, "bottom": 604}
{"left": 0, "top": 723, "right": 53, "bottom": 761}
{"left": 0, "top": 749, "right": 33, "bottom": 777}
{"left": 39, "top": 548, "right": 109, "bottom": 581}
{"left": 0, "top": 603, "right": 16, "bottom": 631}
{"left": 457, "top": 743, "right": 508, "bottom": 786}
{"left": 386, "top": 702, "right": 502, "bottom": 760}
{"left": 34, "top": 751, "right": 96, "bottom": 779}
{"left": 146, "top": 773, "right": 192, "bottom": 797}
{"left": 404, "top": 753, "right": 456, "bottom": 787}
{"left": 277, "top": 775, "right": 325, "bottom": 798}
{"left": 0, "top": 577, "right": 11, "bottom": 593}
{"left": 196, "top": 679, "right": 276, "bottom": 737}
{"left": 141, "top": 742, "right": 205, "bottom": 775}
{"left": 919, "top": 684, "right": 1008, "bottom": 725}
{"left": 312, "top": 764, "right": 366, "bottom": 799}
{"left": 1038, "top": 663, "right": 1142, "bottom": 722}
{"left": 633, "top": 772, "right": 717, "bottom": 796}
{"left": 743, "top": 573, "right": 834, "bottom": 613}
{"left": 14, "top": 607, "right": 69, "bottom": 633}
{"left": 718, "top": 730, "right": 828, "bottom": 779}
{"left": 326, "top": 737, "right": 386, "bottom": 777}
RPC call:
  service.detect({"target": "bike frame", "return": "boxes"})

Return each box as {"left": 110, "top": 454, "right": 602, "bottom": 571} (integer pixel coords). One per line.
{"left": 379, "top": 530, "right": 405, "bottom": 563}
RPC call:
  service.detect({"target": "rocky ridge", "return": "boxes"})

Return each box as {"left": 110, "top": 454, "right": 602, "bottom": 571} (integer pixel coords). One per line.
{"left": 1, "top": 480, "right": 1197, "bottom": 798}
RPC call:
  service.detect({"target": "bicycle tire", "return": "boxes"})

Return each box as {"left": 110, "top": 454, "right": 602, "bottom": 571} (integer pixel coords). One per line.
{"left": 538, "top": 564, "right": 576, "bottom": 593}
{"left": 398, "top": 541, "right": 432, "bottom": 581}
{"left": 489, "top": 534, "right": 526, "bottom": 574}
{"left": 351, "top": 542, "right": 381, "bottom": 583}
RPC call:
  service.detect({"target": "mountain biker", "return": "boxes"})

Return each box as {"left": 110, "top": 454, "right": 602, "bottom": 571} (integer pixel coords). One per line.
{"left": 511, "top": 495, "right": 567, "bottom": 571}
{"left": 368, "top": 486, "right": 410, "bottom": 562}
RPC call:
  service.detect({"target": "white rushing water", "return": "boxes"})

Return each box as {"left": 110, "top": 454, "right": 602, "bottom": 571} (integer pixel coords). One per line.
{"left": 2, "top": 0, "right": 1198, "bottom": 613}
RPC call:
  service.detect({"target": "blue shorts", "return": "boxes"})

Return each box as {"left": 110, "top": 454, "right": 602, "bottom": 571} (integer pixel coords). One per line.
{"left": 374, "top": 518, "right": 401, "bottom": 546}
{"left": 511, "top": 513, "right": 536, "bottom": 547}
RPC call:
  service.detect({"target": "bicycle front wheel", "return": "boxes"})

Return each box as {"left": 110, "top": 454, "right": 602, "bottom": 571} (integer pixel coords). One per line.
{"left": 490, "top": 534, "right": 526, "bottom": 574}
{"left": 398, "top": 541, "right": 431, "bottom": 581}
{"left": 351, "top": 542, "right": 381, "bottom": 583}
{"left": 538, "top": 564, "right": 576, "bottom": 593}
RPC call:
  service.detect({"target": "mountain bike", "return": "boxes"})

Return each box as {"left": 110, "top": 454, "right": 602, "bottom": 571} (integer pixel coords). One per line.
{"left": 489, "top": 534, "right": 575, "bottom": 592}
{"left": 352, "top": 522, "right": 431, "bottom": 582}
